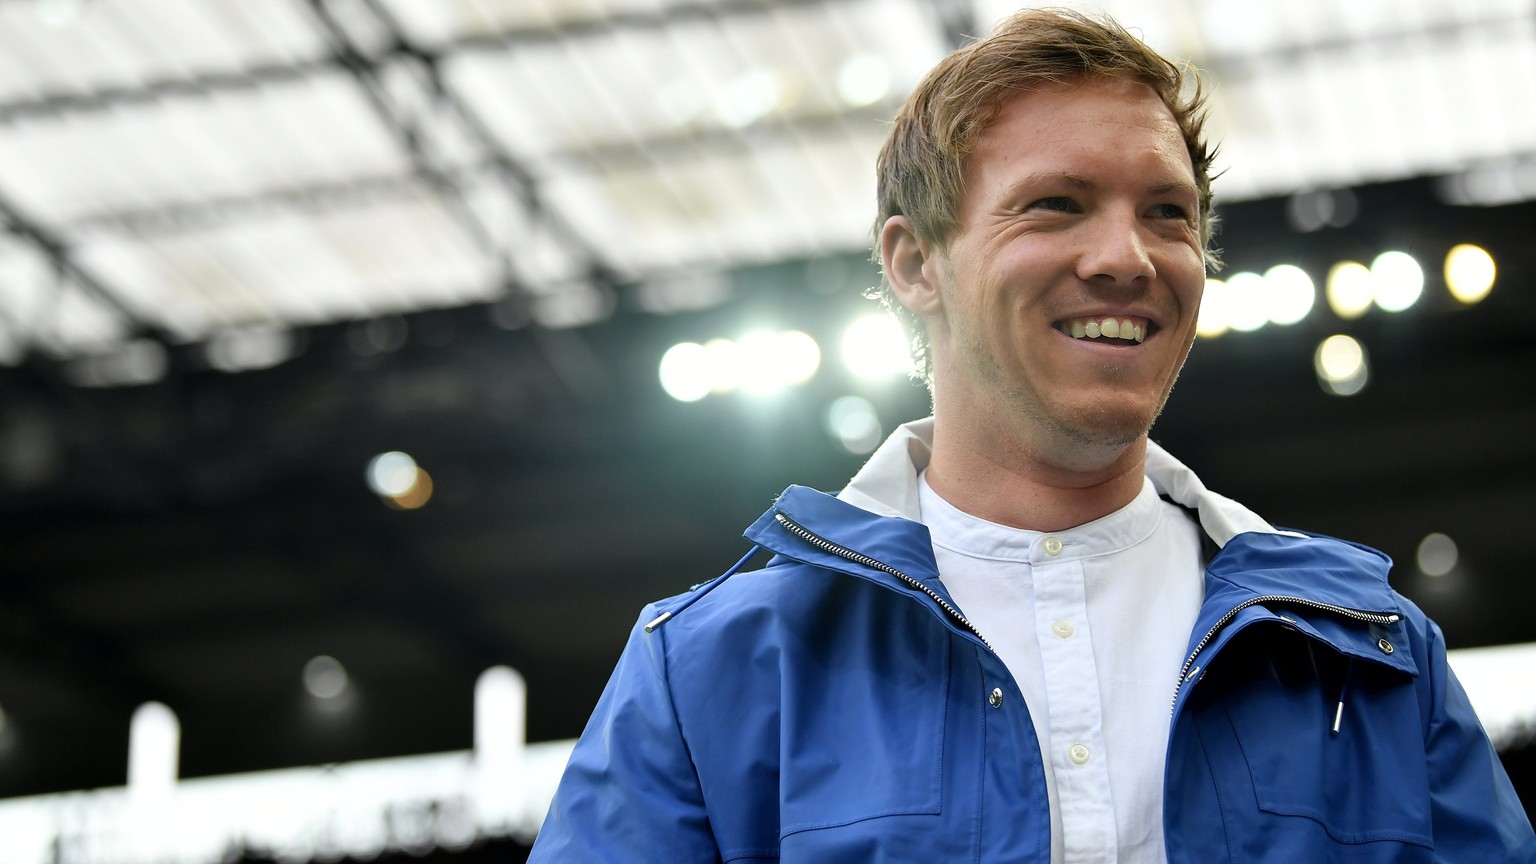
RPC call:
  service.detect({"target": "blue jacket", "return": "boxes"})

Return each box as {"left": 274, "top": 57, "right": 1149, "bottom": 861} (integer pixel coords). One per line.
{"left": 530, "top": 425, "right": 1534, "bottom": 862}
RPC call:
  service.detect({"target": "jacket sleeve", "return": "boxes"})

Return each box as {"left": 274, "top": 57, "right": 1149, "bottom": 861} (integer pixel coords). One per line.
{"left": 1421, "top": 619, "right": 1536, "bottom": 861}
{"left": 527, "top": 606, "right": 721, "bottom": 863}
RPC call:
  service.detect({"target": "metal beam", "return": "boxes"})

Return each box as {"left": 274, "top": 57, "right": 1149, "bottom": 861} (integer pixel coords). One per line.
{"left": 0, "top": 59, "right": 329, "bottom": 123}
{"left": 308, "top": 0, "right": 611, "bottom": 401}
{"left": 306, "top": 0, "right": 502, "bottom": 257}
{"left": 310, "top": 0, "right": 624, "bottom": 294}
{"left": 1, "top": 3, "right": 1528, "bottom": 125}
{"left": 0, "top": 0, "right": 852, "bottom": 123}
{"left": 53, "top": 100, "right": 887, "bottom": 240}
{"left": 0, "top": 187, "right": 165, "bottom": 349}
{"left": 441, "top": 0, "right": 851, "bottom": 53}
{"left": 67, "top": 171, "right": 434, "bottom": 238}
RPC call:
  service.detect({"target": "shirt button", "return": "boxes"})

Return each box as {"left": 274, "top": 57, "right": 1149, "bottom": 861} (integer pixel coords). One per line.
{"left": 1051, "top": 620, "right": 1074, "bottom": 638}
{"left": 1068, "top": 744, "right": 1091, "bottom": 765}
{"left": 988, "top": 687, "right": 1004, "bottom": 708}
{"left": 1042, "top": 536, "right": 1063, "bottom": 556}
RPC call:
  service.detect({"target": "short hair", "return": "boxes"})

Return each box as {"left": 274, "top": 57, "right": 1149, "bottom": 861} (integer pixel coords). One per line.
{"left": 872, "top": 8, "right": 1219, "bottom": 382}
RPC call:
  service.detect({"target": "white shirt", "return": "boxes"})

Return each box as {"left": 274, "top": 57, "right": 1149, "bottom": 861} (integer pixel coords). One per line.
{"left": 918, "top": 472, "right": 1204, "bottom": 864}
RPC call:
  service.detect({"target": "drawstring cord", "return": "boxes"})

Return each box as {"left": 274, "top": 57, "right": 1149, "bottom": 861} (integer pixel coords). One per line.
{"left": 1332, "top": 657, "right": 1357, "bottom": 735}
{"left": 645, "top": 545, "right": 763, "bottom": 632}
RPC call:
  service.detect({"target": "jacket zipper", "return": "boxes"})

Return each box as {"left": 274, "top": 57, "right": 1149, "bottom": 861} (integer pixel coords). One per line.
{"left": 1171, "top": 594, "right": 1401, "bottom": 714}
{"left": 774, "top": 511, "right": 996, "bottom": 654}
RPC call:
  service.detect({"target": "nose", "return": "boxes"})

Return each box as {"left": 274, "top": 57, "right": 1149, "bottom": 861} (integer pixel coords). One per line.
{"left": 1076, "top": 209, "right": 1155, "bottom": 288}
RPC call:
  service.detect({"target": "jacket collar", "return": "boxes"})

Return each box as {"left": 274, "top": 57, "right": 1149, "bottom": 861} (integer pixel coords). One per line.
{"left": 825, "top": 418, "right": 1404, "bottom": 631}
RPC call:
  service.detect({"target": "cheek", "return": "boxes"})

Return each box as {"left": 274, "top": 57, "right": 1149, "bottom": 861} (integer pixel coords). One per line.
{"left": 1168, "top": 255, "right": 1207, "bottom": 316}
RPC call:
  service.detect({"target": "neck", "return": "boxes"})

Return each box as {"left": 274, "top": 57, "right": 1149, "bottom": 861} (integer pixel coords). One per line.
{"left": 923, "top": 415, "right": 1148, "bottom": 533}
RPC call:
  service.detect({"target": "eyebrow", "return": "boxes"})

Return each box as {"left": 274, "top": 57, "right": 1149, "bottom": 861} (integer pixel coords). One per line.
{"left": 1021, "top": 172, "right": 1093, "bottom": 189}
{"left": 1016, "top": 173, "right": 1198, "bottom": 198}
{"left": 1147, "top": 180, "right": 1199, "bottom": 198}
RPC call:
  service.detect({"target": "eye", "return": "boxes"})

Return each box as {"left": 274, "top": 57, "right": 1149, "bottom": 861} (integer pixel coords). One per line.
{"left": 1027, "top": 196, "right": 1079, "bottom": 213}
{"left": 1149, "top": 202, "right": 1191, "bottom": 220}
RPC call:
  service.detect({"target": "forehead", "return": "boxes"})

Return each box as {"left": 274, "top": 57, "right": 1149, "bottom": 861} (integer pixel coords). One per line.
{"left": 967, "top": 77, "right": 1191, "bottom": 182}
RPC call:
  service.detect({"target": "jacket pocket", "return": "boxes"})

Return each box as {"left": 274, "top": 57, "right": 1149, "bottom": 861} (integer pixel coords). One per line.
{"left": 776, "top": 630, "right": 949, "bottom": 838}
{"left": 1202, "top": 632, "right": 1434, "bottom": 850}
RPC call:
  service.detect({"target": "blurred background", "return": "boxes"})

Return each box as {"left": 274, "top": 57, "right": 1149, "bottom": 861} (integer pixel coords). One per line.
{"left": 0, "top": 0, "right": 1533, "bottom": 860}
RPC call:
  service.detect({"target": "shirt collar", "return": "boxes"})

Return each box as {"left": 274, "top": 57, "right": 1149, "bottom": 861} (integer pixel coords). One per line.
{"left": 918, "top": 470, "right": 1164, "bottom": 563}
{"left": 837, "top": 417, "right": 1289, "bottom": 549}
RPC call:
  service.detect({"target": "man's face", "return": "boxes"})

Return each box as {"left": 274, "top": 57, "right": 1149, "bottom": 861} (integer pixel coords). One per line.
{"left": 922, "top": 76, "right": 1206, "bottom": 462}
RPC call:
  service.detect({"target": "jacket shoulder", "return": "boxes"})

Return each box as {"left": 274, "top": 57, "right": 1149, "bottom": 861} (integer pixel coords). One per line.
{"left": 646, "top": 555, "right": 859, "bottom": 650}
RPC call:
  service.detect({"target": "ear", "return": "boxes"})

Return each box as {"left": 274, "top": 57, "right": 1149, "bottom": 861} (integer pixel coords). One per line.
{"left": 879, "top": 216, "right": 944, "bottom": 318}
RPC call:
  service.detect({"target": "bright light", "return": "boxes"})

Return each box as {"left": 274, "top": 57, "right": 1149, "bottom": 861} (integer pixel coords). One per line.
{"left": 1417, "top": 532, "right": 1459, "bottom": 577}
{"left": 836, "top": 54, "right": 892, "bottom": 107}
{"left": 1326, "top": 261, "right": 1373, "bottom": 319}
{"left": 702, "top": 338, "right": 743, "bottom": 393}
{"left": 1444, "top": 244, "right": 1496, "bottom": 304}
{"left": 35, "top": 0, "right": 81, "bottom": 28}
{"left": 1264, "top": 264, "right": 1316, "bottom": 325}
{"left": 367, "top": 452, "right": 419, "bottom": 497}
{"left": 716, "top": 69, "right": 782, "bottom": 128}
{"left": 128, "top": 702, "right": 179, "bottom": 798}
{"left": 475, "top": 667, "right": 526, "bottom": 770}
{"left": 1224, "top": 271, "right": 1270, "bottom": 332}
{"left": 1314, "top": 334, "right": 1369, "bottom": 396}
{"left": 736, "top": 331, "right": 783, "bottom": 394}
{"left": 658, "top": 342, "right": 711, "bottom": 402}
{"left": 387, "top": 469, "right": 433, "bottom": 510}
{"left": 777, "top": 330, "right": 821, "bottom": 387}
{"left": 1444, "top": 643, "right": 1536, "bottom": 749}
{"left": 206, "top": 326, "right": 295, "bottom": 373}
{"left": 738, "top": 330, "right": 824, "bottom": 394}
{"left": 826, "top": 395, "right": 883, "bottom": 454}
{"left": 1371, "top": 251, "right": 1424, "bottom": 312}
{"left": 662, "top": 331, "right": 821, "bottom": 399}
{"left": 842, "top": 314, "right": 911, "bottom": 380}
{"left": 1196, "top": 278, "right": 1230, "bottom": 337}
{"left": 303, "top": 656, "right": 350, "bottom": 700}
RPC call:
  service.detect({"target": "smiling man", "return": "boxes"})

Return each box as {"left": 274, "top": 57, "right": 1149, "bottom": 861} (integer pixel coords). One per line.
{"left": 529, "top": 10, "right": 1534, "bottom": 863}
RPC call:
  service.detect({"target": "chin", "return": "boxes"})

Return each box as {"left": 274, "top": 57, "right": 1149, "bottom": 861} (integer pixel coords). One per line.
{"left": 1052, "top": 404, "right": 1159, "bottom": 453}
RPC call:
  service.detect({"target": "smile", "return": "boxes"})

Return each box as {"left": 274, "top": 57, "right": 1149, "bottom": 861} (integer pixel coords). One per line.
{"left": 1059, "top": 315, "right": 1149, "bottom": 344}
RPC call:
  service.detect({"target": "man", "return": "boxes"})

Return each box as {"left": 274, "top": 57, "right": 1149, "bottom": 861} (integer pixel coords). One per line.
{"left": 530, "top": 9, "right": 1534, "bottom": 862}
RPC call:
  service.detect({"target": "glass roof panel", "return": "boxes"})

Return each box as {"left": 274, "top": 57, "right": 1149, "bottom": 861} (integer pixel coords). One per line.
{"left": 0, "top": 0, "right": 326, "bottom": 101}
{"left": 0, "top": 71, "right": 412, "bottom": 225}
{"left": 0, "top": 0, "right": 1531, "bottom": 359}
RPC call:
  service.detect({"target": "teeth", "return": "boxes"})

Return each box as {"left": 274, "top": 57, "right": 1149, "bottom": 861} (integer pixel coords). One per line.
{"left": 1064, "top": 316, "right": 1148, "bottom": 343}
